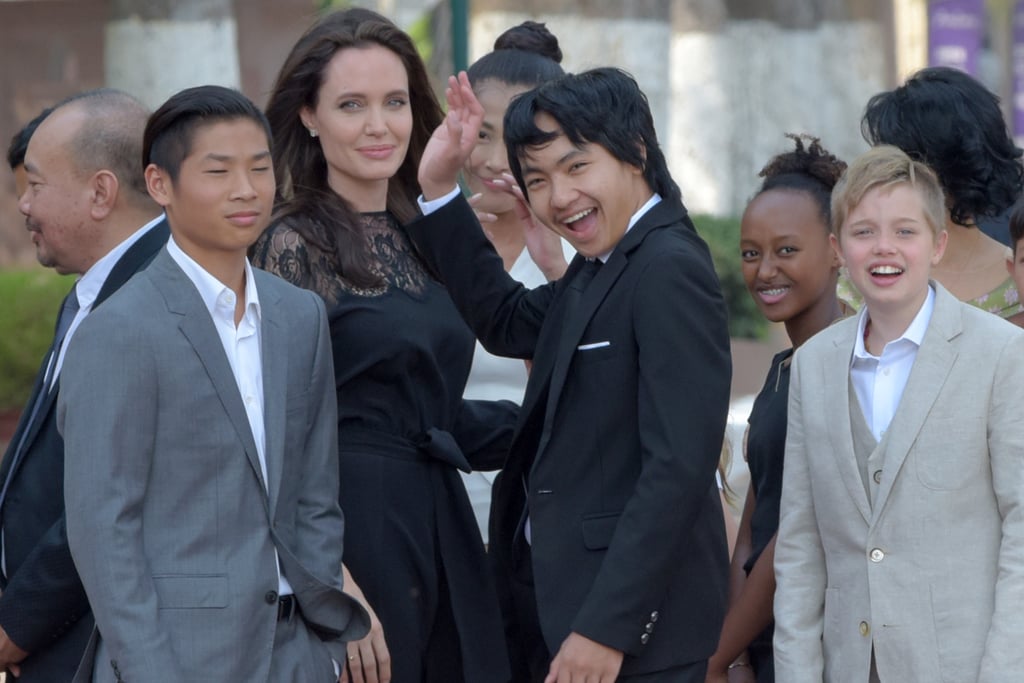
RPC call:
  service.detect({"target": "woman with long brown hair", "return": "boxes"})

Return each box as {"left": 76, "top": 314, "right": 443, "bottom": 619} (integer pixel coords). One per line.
{"left": 252, "top": 9, "right": 513, "bottom": 683}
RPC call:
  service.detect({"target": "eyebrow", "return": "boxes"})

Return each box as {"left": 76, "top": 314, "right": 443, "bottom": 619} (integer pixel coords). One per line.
{"left": 204, "top": 151, "right": 271, "bottom": 163}
{"left": 521, "top": 146, "right": 584, "bottom": 177}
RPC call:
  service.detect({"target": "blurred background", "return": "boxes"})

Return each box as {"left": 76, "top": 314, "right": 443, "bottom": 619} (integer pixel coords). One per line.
{"left": 0, "top": 0, "right": 1020, "bottom": 485}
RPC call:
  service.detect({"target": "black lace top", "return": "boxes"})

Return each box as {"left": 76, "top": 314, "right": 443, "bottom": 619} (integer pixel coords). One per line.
{"left": 251, "top": 212, "right": 475, "bottom": 439}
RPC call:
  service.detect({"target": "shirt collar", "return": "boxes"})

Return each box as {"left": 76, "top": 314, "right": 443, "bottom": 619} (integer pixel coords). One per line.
{"left": 166, "top": 236, "right": 261, "bottom": 324}
{"left": 597, "top": 193, "right": 662, "bottom": 263}
{"left": 852, "top": 284, "right": 935, "bottom": 361}
{"left": 73, "top": 214, "right": 165, "bottom": 312}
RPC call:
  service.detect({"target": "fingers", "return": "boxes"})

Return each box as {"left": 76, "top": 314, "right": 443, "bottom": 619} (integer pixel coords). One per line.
{"left": 346, "top": 643, "right": 365, "bottom": 683}
{"left": 371, "top": 632, "right": 392, "bottom": 683}
{"left": 468, "top": 194, "right": 498, "bottom": 223}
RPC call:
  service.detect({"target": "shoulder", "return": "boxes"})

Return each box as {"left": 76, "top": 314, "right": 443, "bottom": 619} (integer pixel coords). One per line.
{"left": 794, "top": 315, "right": 857, "bottom": 363}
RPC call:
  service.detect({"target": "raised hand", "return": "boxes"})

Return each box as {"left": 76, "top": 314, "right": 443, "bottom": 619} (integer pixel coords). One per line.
{"left": 418, "top": 72, "right": 484, "bottom": 200}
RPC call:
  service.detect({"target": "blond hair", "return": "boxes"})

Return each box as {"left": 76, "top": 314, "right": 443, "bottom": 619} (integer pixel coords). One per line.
{"left": 831, "top": 145, "right": 946, "bottom": 239}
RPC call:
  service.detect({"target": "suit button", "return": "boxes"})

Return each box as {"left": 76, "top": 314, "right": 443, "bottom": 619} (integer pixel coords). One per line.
{"left": 859, "top": 621, "right": 870, "bottom": 636}
{"left": 650, "top": 610, "right": 659, "bottom": 622}
{"left": 870, "top": 548, "right": 884, "bottom": 562}
{"left": 640, "top": 633, "right": 650, "bottom": 645}
{"left": 265, "top": 590, "right": 279, "bottom": 604}
{"left": 644, "top": 622, "right": 654, "bottom": 633}
{"left": 873, "top": 470, "right": 882, "bottom": 484}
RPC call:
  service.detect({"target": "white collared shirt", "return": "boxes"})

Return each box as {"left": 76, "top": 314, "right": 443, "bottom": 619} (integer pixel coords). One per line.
{"left": 166, "top": 237, "right": 293, "bottom": 596}
{"left": 850, "top": 286, "right": 935, "bottom": 441}
{"left": 49, "top": 214, "right": 165, "bottom": 388}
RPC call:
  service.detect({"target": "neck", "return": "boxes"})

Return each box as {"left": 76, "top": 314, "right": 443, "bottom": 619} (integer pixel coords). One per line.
{"left": 864, "top": 288, "right": 928, "bottom": 354}
{"left": 786, "top": 286, "right": 843, "bottom": 349}
{"left": 482, "top": 211, "right": 527, "bottom": 270}
{"left": 935, "top": 220, "right": 983, "bottom": 272}
{"left": 329, "top": 173, "right": 388, "bottom": 213}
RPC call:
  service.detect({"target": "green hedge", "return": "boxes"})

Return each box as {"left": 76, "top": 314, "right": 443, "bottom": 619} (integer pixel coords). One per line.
{"left": 693, "top": 214, "right": 768, "bottom": 341}
{"left": 0, "top": 269, "right": 74, "bottom": 411}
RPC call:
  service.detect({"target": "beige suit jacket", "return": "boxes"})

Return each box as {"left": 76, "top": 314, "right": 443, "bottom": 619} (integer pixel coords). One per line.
{"left": 774, "top": 283, "right": 1024, "bottom": 682}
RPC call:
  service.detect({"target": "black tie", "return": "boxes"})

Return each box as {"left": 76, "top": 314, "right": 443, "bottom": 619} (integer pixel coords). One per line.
{"left": 0, "top": 284, "right": 80, "bottom": 507}
{"left": 564, "top": 258, "right": 602, "bottom": 312}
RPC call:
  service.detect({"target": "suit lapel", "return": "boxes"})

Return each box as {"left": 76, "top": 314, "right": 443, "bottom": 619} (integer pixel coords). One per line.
{"left": 824, "top": 331, "right": 873, "bottom": 523}
{"left": 256, "top": 273, "right": 286, "bottom": 518}
{"left": 151, "top": 251, "right": 268, "bottom": 495}
{"left": 871, "top": 286, "right": 959, "bottom": 522}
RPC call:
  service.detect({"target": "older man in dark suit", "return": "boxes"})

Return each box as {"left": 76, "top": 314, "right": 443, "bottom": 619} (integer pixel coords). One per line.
{"left": 0, "top": 89, "right": 167, "bottom": 681}
{"left": 409, "top": 68, "right": 732, "bottom": 683}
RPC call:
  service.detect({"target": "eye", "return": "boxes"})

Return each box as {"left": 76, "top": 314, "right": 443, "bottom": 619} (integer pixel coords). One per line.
{"left": 740, "top": 249, "right": 759, "bottom": 261}
{"left": 205, "top": 169, "right": 227, "bottom": 175}
{"left": 525, "top": 177, "right": 545, "bottom": 189}
{"left": 477, "top": 130, "right": 490, "bottom": 142}
{"left": 340, "top": 100, "right": 361, "bottom": 110}
{"left": 387, "top": 97, "right": 408, "bottom": 108}
{"left": 252, "top": 166, "right": 271, "bottom": 173}
{"left": 568, "top": 161, "right": 588, "bottom": 173}
{"left": 779, "top": 246, "right": 798, "bottom": 255}
{"left": 896, "top": 227, "right": 916, "bottom": 236}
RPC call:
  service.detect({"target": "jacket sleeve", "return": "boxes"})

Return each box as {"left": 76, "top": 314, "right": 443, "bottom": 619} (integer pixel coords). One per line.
{"left": 405, "top": 193, "right": 557, "bottom": 358}
{"left": 772, "top": 350, "right": 828, "bottom": 682}
{"left": 0, "top": 514, "right": 90, "bottom": 653}
{"left": 59, "top": 309, "right": 186, "bottom": 681}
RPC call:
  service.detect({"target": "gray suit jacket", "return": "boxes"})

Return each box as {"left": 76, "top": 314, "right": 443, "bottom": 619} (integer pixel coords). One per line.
{"left": 58, "top": 249, "right": 368, "bottom": 682}
{"left": 774, "top": 283, "right": 1024, "bottom": 682}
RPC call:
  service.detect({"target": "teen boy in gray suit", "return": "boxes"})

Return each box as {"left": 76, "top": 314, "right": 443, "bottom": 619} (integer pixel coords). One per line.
{"left": 59, "top": 86, "right": 368, "bottom": 683}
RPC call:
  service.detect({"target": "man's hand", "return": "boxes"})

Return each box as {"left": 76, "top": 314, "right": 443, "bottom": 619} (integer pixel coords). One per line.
{"left": 0, "top": 625, "right": 28, "bottom": 677}
{"left": 418, "top": 72, "right": 484, "bottom": 200}
{"left": 544, "top": 632, "right": 623, "bottom": 683}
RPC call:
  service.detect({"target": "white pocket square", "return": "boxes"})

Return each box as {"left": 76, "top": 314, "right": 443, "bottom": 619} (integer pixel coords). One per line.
{"left": 577, "top": 341, "right": 611, "bottom": 350}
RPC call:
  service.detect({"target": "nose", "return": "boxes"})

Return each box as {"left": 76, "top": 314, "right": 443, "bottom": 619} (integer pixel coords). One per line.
{"left": 364, "top": 106, "right": 386, "bottom": 135}
{"left": 757, "top": 253, "right": 778, "bottom": 280}
{"left": 231, "top": 170, "right": 259, "bottom": 200}
{"left": 550, "top": 177, "right": 575, "bottom": 210}
{"left": 872, "top": 230, "right": 895, "bottom": 254}
{"left": 484, "top": 144, "right": 509, "bottom": 174}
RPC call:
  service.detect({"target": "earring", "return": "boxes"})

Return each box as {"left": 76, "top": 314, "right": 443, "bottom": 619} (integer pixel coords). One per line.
{"left": 308, "top": 128, "right": 318, "bottom": 138}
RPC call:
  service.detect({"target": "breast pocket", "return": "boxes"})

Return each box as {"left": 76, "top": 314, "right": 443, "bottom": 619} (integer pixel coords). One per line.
{"left": 913, "top": 416, "right": 987, "bottom": 490}
{"left": 574, "top": 341, "right": 617, "bottom": 365}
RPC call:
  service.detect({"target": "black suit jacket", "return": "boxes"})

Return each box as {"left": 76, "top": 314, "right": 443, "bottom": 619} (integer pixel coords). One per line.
{"left": 0, "top": 219, "right": 168, "bottom": 682}
{"left": 407, "top": 196, "right": 731, "bottom": 675}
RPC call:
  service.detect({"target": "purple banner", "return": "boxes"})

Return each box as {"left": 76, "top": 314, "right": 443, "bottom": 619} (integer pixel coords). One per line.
{"left": 928, "top": 0, "right": 984, "bottom": 75}
{"left": 1014, "top": 2, "right": 1024, "bottom": 140}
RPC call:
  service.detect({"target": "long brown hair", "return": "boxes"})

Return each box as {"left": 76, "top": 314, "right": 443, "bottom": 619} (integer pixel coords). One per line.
{"left": 264, "top": 8, "right": 443, "bottom": 287}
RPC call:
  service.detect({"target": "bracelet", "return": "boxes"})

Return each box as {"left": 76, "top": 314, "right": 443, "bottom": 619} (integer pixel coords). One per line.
{"left": 728, "top": 661, "right": 751, "bottom": 670}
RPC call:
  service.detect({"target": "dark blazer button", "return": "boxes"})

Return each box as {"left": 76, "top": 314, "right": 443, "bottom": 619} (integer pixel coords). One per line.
{"left": 650, "top": 610, "right": 659, "bottom": 622}
{"left": 640, "top": 633, "right": 650, "bottom": 645}
{"left": 645, "top": 622, "right": 654, "bottom": 633}
{"left": 265, "top": 590, "right": 278, "bottom": 604}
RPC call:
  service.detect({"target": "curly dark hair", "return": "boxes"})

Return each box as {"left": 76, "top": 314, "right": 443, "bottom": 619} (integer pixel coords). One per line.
{"left": 861, "top": 66, "right": 1024, "bottom": 227}
{"left": 263, "top": 8, "right": 443, "bottom": 288}
{"left": 756, "top": 133, "right": 846, "bottom": 228}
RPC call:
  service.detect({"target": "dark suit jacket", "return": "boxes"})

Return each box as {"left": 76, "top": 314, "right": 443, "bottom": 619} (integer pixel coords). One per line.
{"left": 407, "top": 195, "right": 731, "bottom": 676}
{"left": 0, "top": 219, "right": 168, "bottom": 682}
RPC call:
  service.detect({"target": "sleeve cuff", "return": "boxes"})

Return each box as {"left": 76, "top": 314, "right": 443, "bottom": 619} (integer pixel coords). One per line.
{"left": 417, "top": 186, "right": 462, "bottom": 215}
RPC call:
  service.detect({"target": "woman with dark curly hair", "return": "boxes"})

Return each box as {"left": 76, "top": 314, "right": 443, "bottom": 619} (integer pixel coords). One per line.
{"left": 705, "top": 135, "right": 847, "bottom": 683}
{"left": 848, "top": 66, "right": 1024, "bottom": 319}
{"left": 250, "top": 8, "right": 513, "bottom": 683}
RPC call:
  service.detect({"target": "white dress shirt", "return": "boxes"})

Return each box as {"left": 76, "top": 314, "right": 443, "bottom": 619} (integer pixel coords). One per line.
{"left": 850, "top": 286, "right": 935, "bottom": 441}
{"left": 167, "top": 238, "right": 293, "bottom": 596}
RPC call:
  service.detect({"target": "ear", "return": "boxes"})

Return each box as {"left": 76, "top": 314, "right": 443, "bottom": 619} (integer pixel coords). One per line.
{"left": 931, "top": 229, "right": 949, "bottom": 265}
{"left": 829, "top": 232, "right": 845, "bottom": 267}
{"left": 299, "top": 106, "right": 317, "bottom": 134}
{"left": 145, "top": 164, "right": 173, "bottom": 208}
{"left": 88, "top": 170, "right": 118, "bottom": 221}
{"left": 1007, "top": 254, "right": 1015, "bottom": 278}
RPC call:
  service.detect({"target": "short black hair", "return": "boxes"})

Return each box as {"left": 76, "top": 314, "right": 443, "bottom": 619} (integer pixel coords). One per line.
{"left": 143, "top": 85, "right": 271, "bottom": 182}
{"left": 1010, "top": 198, "right": 1024, "bottom": 254}
{"left": 756, "top": 134, "right": 847, "bottom": 228}
{"left": 862, "top": 66, "right": 1024, "bottom": 227}
{"left": 7, "top": 106, "right": 53, "bottom": 170}
{"left": 504, "top": 67, "right": 680, "bottom": 204}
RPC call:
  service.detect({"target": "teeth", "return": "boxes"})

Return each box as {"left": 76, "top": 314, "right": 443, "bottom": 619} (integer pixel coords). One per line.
{"left": 871, "top": 265, "right": 903, "bottom": 275}
{"left": 761, "top": 287, "right": 788, "bottom": 296}
{"left": 564, "top": 209, "right": 593, "bottom": 224}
